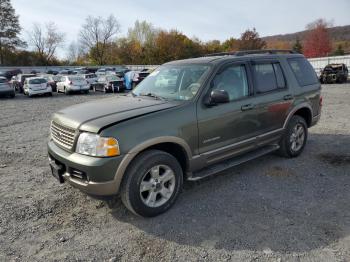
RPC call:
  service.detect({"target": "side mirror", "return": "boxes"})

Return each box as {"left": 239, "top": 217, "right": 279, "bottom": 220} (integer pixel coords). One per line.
{"left": 205, "top": 89, "right": 229, "bottom": 106}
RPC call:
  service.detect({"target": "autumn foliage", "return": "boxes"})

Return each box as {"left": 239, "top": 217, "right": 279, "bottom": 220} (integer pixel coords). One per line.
{"left": 303, "top": 19, "right": 332, "bottom": 58}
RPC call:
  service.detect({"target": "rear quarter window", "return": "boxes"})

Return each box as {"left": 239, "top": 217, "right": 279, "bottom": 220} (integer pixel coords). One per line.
{"left": 288, "top": 58, "right": 319, "bottom": 86}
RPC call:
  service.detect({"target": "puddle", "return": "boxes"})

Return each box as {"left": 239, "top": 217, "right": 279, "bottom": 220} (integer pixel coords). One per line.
{"left": 318, "top": 153, "right": 350, "bottom": 166}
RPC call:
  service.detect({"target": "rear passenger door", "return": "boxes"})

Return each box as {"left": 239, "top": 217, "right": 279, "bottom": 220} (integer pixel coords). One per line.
{"left": 250, "top": 60, "right": 293, "bottom": 143}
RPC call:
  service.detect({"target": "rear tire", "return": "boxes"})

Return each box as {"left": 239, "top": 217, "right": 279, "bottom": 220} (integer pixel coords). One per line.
{"left": 278, "top": 115, "right": 308, "bottom": 158}
{"left": 120, "top": 150, "right": 183, "bottom": 217}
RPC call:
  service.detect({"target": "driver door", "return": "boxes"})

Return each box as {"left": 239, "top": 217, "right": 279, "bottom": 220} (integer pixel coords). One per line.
{"left": 197, "top": 62, "right": 261, "bottom": 164}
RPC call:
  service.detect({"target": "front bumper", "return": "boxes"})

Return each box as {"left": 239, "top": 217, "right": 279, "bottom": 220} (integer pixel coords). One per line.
{"left": 47, "top": 140, "right": 123, "bottom": 196}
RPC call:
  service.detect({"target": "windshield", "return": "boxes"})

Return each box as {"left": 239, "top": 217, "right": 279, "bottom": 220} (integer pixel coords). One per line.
{"left": 106, "top": 75, "right": 120, "bottom": 81}
{"left": 29, "top": 78, "right": 47, "bottom": 84}
{"left": 132, "top": 64, "right": 210, "bottom": 101}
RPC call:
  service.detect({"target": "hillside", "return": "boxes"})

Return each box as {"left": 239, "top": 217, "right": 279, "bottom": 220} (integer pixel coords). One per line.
{"left": 262, "top": 25, "right": 350, "bottom": 42}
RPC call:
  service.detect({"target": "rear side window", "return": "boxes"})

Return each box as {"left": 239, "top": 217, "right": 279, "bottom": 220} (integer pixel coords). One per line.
{"left": 288, "top": 58, "right": 318, "bottom": 86}
{"left": 252, "top": 62, "right": 286, "bottom": 94}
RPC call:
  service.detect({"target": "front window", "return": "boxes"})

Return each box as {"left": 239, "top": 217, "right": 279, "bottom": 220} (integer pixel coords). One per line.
{"left": 212, "top": 65, "right": 249, "bottom": 101}
{"left": 132, "top": 64, "right": 210, "bottom": 101}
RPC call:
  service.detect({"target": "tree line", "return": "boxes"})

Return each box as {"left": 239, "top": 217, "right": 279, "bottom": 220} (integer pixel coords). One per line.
{"left": 0, "top": 0, "right": 346, "bottom": 67}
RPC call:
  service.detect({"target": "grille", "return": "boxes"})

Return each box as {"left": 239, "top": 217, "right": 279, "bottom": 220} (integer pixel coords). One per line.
{"left": 51, "top": 121, "right": 76, "bottom": 150}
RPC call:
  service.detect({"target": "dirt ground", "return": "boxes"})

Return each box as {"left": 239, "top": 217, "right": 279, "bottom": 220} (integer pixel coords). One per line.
{"left": 0, "top": 84, "right": 349, "bottom": 262}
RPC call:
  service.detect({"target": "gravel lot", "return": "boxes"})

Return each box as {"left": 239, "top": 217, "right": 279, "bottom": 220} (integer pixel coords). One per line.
{"left": 0, "top": 84, "right": 350, "bottom": 262}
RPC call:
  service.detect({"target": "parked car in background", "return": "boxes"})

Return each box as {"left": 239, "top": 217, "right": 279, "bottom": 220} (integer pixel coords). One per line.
{"left": 86, "top": 67, "right": 99, "bottom": 74}
{"left": 91, "top": 74, "right": 125, "bottom": 93}
{"left": 0, "top": 77, "right": 15, "bottom": 98}
{"left": 82, "top": 73, "right": 98, "bottom": 89}
{"left": 96, "top": 68, "right": 108, "bottom": 76}
{"left": 10, "top": 76, "right": 18, "bottom": 87}
{"left": 13, "top": 74, "right": 36, "bottom": 93}
{"left": 56, "top": 75, "right": 90, "bottom": 95}
{"left": 23, "top": 77, "right": 52, "bottom": 97}
{"left": 320, "top": 63, "right": 348, "bottom": 84}
{"left": 58, "top": 69, "right": 74, "bottom": 75}
{"left": 74, "top": 69, "right": 89, "bottom": 75}
{"left": 46, "top": 69, "right": 59, "bottom": 75}
{"left": 96, "top": 67, "right": 117, "bottom": 76}
{"left": 0, "top": 72, "right": 5, "bottom": 78}
{"left": 4, "top": 69, "right": 22, "bottom": 80}
{"left": 124, "top": 69, "right": 151, "bottom": 90}
{"left": 114, "top": 66, "right": 130, "bottom": 79}
{"left": 40, "top": 75, "right": 58, "bottom": 92}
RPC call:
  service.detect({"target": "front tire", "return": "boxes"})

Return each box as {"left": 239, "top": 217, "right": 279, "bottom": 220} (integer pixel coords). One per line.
{"left": 278, "top": 115, "right": 308, "bottom": 158}
{"left": 120, "top": 150, "right": 183, "bottom": 217}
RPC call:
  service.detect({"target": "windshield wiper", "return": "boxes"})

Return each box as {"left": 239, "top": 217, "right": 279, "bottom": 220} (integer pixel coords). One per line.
{"left": 137, "top": 92, "right": 166, "bottom": 100}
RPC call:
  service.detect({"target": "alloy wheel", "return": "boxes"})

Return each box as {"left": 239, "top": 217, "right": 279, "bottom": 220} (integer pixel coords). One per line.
{"left": 139, "top": 164, "right": 176, "bottom": 208}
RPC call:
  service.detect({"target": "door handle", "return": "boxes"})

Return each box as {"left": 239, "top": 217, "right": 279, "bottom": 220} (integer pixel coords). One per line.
{"left": 284, "top": 94, "right": 294, "bottom": 100}
{"left": 241, "top": 104, "right": 255, "bottom": 111}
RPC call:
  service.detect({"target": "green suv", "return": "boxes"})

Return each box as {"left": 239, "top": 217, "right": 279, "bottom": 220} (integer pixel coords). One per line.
{"left": 48, "top": 50, "right": 322, "bottom": 217}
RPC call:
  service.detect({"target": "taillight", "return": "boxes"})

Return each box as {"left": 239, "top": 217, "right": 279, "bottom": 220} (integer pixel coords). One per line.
{"left": 69, "top": 81, "right": 73, "bottom": 85}
{"left": 319, "top": 96, "right": 323, "bottom": 106}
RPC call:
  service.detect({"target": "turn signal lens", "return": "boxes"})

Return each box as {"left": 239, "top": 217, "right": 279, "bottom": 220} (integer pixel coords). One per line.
{"left": 76, "top": 133, "right": 120, "bottom": 157}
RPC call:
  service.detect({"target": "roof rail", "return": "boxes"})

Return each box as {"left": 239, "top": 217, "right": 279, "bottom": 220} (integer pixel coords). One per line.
{"left": 235, "top": 49, "right": 297, "bottom": 56}
{"left": 205, "top": 51, "right": 236, "bottom": 57}
{"left": 204, "top": 49, "right": 297, "bottom": 57}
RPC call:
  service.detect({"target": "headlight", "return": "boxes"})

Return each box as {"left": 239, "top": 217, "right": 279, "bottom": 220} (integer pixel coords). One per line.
{"left": 76, "top": 133, "right": 120, "bottom": 157}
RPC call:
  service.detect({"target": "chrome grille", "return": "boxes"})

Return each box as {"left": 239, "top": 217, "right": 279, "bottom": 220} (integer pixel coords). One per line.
{"left": 51, "top": 121, "right": 76, "bottom": 150}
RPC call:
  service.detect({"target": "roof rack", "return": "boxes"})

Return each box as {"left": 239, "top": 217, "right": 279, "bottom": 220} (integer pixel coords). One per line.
{"left": 204, "top": 49, "right": 297, "bottom": 57}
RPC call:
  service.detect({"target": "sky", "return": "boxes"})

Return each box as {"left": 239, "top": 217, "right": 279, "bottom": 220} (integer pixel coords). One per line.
{"left": 11, "top": 0, "right": 350, "bottom": 58}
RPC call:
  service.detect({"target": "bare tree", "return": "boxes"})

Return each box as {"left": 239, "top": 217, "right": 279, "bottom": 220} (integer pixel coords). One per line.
{"left": 79, "top": 14, "right": 120, "bottom": 65}
{"left": 28, "top": 22, "right": 65, "bottom": 63}
{"left": 66, "top": 41, "right": 85, "bottom": 64}
{"left": 127, "top": 20, "right": 158, "bottom": 45}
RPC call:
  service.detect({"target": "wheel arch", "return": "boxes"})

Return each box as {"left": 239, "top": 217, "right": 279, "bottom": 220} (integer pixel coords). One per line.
{"left": 283, "top": 104, "right": 313, "bottom": 128}
{"left": 113, "top": 137, "right": 192, "bottom": 193}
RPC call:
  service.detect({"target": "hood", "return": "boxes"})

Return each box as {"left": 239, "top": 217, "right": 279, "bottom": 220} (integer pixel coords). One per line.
{"left": 52, "top": 95, "right": 180, "bottom": 133}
